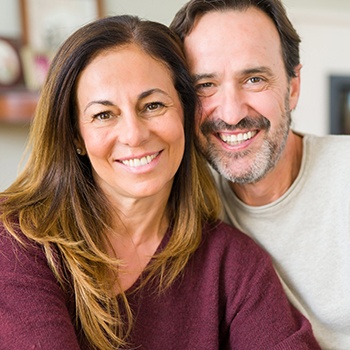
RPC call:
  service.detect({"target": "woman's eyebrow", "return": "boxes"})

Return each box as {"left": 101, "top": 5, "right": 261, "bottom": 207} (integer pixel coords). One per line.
{"left": 83, "top": 88, "right": 172, "bottom": 113}
{"left": 138, "top": 88, "right": 170, "bottom": 99}
{"left": 84, "top": 100, "right": 114, "bottom": 113}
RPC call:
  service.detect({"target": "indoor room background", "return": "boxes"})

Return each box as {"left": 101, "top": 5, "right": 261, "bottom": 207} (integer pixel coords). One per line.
{"left": 1, "top": 0, "right": 350, "bottom": 190}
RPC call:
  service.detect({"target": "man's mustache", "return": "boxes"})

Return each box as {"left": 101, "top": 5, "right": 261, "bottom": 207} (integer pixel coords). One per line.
{"left": 199, "top": 116, "right": 271, "bottom": 135}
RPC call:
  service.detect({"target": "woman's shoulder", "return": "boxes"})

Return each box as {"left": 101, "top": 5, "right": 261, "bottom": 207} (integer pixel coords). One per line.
{"left": 200, "top": 220, "right": 270, "bottom": 265}
{"left": 0, "top": 220, "right": 63, "bottom": 284}
{"left": 0, "top": 220, "right": 42, "bottom": 257}
{"left": 1, "top": 223, "right": 42, "bottom": 278}
{"left": 187, "top": 220, "right": 278, "bottom": 308}
{"left": 202, "top": 220, "right": 265, "bottom": 249}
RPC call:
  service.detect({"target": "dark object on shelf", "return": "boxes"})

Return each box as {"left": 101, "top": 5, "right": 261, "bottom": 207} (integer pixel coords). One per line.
{"left": 0, "top": 89, "right": 38, "bottom": 123}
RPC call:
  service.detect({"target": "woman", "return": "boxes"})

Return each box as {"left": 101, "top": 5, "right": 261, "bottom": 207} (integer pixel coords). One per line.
{"left": 0, "top": 15, "right": 320, "bottom": 350}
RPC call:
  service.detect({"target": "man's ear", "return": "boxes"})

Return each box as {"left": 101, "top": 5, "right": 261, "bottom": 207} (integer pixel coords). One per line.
{"left": 289, "top": 64, "right": 302, "bottom": 111}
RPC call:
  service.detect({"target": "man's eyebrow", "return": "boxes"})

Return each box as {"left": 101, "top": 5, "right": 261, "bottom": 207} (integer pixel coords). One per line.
{"left": 241, "top": 66, "right": 274, "bottom": 76}
{"left": 192, "top": 73, "right": 216, "bottom": 83}
{"left": 192, "top": 67, "right": 274, "bottom": 83}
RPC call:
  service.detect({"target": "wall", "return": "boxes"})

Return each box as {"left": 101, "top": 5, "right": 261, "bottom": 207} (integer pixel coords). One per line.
{"left": 0, "top": 0, "right": 21, "bottom": 37}
{"left": 0, "top": 123, "right": 29, "bottom": 190}
{"left": 104, "top": 0, "right": 188, "bottom": 25}
{"left": 286, "top": 7, "right": 350, "bottom": 135}
{"left": 1, "top": 0, "right": 350, "bottom": 190}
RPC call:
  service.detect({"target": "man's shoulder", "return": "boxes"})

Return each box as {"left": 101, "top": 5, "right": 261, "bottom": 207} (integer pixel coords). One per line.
{"left": 304, "top": 133, "right": 350, "bottom": 149}
{"left": 301, "top": 133, "right": 350, "bottom": 186}
{"left": 303, "top": 133, "right": 350, "bottom": 165}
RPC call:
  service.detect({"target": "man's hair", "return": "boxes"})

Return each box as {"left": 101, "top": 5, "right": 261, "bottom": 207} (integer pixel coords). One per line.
{"left": 170, "top": 0, "right": 301, "bottom": 79}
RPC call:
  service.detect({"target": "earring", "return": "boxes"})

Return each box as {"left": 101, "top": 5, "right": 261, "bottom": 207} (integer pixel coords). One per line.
{"left": 76, "top": 148, "right": 82, "bottom": 155}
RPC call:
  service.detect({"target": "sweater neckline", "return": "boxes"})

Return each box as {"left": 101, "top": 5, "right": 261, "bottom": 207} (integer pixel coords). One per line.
{"left": 223, "top": 133, "right": 310, "bottom": 212}
{"left": 122, "top": 225, "right": 172, "bottom": 295}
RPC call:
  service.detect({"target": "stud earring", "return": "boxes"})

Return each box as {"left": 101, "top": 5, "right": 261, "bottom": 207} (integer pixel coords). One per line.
{"left": 76, "top": 148, "right": 82, "bottom": 155}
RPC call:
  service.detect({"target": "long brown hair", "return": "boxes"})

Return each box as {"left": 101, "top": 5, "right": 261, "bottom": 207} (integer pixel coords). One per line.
{"left": 0, "top": 15, "right": 220, "bottom": 349}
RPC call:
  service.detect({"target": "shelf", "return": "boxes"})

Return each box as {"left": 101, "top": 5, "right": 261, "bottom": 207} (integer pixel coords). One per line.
{"left": 0, "top": 89, "right": 38, "bottom": 123}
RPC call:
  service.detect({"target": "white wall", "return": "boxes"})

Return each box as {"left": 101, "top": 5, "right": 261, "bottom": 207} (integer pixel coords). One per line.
{"left": 104, "top": 0, "right": 188, "bottom": 25}
{"left": 287, "top": 8, "right": 350, "bottom": 135}
{"left": 0, "top": 123, "right": 29, "bottom": 190}
{"left": 1, "top": 0, "right": 350, "bottom": 190}
{"left": 284, "top": 0, "right": 350, "bottom": 11}
{"left": 0, "top": 0, "right": 21, "bottom": 37}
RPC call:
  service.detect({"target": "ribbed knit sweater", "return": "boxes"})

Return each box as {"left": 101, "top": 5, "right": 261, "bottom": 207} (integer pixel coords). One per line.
{"left": 0, "top": 220, "right": 320, "bottom": 349}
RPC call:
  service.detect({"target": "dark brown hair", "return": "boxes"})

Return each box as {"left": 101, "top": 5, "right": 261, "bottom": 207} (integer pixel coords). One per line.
{"left": 0, "top": 15, "right": 220, "bottom": 349}
{"left": 170, "top": 0, "right": 301, "bottom": 78}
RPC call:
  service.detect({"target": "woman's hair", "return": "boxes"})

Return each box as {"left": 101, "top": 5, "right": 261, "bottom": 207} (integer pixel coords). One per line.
{"left": 0, "top": 15, "right": 220, "bottom": 349}
{"left": 170, "top": 0, "right": 301, "bottom": 79}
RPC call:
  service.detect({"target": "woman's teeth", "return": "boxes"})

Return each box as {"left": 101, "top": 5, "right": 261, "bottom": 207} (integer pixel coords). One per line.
{"left": 121, "top": 152, "right": 159, "bottom": 167}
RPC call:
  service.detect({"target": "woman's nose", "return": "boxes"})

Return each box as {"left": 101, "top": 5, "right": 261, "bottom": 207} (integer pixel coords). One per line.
{"left": 117, "top": 112, "right": 150, "bottom": 147}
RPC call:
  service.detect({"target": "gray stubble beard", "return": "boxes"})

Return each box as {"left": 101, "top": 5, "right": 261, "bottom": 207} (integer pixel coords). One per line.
{"left": 198, "top": 97, "right": 292, "bottom": 184}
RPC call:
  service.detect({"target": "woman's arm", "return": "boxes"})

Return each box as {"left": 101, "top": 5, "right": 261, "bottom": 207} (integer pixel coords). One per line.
{"left": 0, "top": 225, "right": 82, "bottom": 350}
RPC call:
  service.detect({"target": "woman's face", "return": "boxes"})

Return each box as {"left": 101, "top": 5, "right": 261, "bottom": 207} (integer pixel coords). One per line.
{"left": 76, "top": 44, "right": 185, "bottom": 204}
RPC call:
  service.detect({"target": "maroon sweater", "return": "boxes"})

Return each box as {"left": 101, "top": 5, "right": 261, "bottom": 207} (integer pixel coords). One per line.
{"left": 0, "top": 221, "right": 320, "bottom": 349}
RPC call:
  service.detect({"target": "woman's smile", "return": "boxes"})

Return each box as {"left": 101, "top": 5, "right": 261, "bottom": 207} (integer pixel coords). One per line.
{"left": 76, "top": 44, "right": 185, "bottom": 201}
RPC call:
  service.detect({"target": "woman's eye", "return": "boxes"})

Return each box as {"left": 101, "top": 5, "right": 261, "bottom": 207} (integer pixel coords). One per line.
{"left": 93, "top": 111, "right": 112, "bottom": 121}
{"left": 145, "top": 102, "right": 165, "bottom": 112}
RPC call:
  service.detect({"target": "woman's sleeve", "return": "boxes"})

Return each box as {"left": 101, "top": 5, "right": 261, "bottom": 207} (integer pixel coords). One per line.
{"left": 225, "top": 235, "right": 321, "bottom": 349}
{"left": 0, "top": 226, "right": 82, "bottom": 350}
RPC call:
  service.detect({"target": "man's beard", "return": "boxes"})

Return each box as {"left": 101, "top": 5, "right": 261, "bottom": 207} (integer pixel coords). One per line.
{"left": 197, "top": 98, "right": 292, "bottom": 184}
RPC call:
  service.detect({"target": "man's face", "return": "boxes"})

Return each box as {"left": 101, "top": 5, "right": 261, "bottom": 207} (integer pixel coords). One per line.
{"left": 184, "top": 8, "right": 300, "bottom": 183}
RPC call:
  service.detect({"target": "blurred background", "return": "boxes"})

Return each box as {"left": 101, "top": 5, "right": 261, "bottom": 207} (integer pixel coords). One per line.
{"left": 1, "top": 0, "right": 350, "bottom": 190}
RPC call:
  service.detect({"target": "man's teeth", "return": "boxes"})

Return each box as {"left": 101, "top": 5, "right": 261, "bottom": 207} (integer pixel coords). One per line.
{"left": 121, "top": 153, "right": 158, "bottom": 167}
{"left": 219, "top": 131, "right": 257, "bottom": 145}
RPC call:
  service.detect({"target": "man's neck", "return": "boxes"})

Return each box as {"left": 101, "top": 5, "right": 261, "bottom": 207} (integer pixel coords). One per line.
{"left": 229, "top": 131, "right": 303, "bottom": 206}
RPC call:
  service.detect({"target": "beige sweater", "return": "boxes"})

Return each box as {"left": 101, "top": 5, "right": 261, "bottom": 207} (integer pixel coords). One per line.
{"left": 214, "top": 133, "right": 350, "bottom": 350}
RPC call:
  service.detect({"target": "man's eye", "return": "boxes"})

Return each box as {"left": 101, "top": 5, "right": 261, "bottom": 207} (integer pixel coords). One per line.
{"left": 244, "top": 76, "right": 268, "bottom": 92}
{"left": 248, "top": 77, "right": 263, "bottom": 84}
{"left": 196, "top": 82, "right": 214, "bottom": 89}
{"left": 195, "top": 82, "right": 216, "bottom": 97}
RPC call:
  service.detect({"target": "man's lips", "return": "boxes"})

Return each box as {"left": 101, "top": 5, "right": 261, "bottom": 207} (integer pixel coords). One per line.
{"left": 218, "top": 130, "right": 257, "bottom": 145}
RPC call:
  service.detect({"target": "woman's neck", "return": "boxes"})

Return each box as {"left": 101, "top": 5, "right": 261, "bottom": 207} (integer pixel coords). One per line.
{"left": 105, "top": 193, "right": 170, "bottom": 293}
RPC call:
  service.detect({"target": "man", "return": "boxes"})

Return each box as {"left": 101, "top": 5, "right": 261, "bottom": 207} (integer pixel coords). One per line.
{"left": 171, "top": 1, "right": 350, "bottom": 349}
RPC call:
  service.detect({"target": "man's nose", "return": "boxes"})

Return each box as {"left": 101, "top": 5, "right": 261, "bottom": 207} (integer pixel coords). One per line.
{"left": 214, "top": 84, "right": 248, "bottom": 126}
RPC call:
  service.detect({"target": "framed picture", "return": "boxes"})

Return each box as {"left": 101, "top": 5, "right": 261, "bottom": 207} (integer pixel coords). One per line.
{"left": 20, "top": 0, "right": 104, "bottom": 52}
{"left": 21, "top": 46, "right": 52, "bottom": 91}
{"left": 329, "top": 75, "right": 350, "bottom": 135}
{"left": 0, "top": 37, "right": 24, "bottom": 89}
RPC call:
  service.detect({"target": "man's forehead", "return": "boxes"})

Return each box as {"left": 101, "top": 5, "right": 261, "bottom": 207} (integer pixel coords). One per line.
{"left": 183, "top": 8, "right": 283, "bottom": 70}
